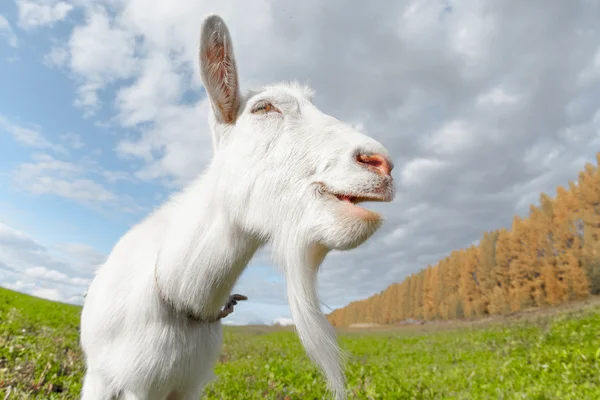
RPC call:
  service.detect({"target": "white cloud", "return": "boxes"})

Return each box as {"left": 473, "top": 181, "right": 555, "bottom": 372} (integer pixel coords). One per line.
{"left": 0, "top": 222, "right": 102, "bottom": 304}
{"left": 0, "top": 115, "right": 65, "bottom": 153}
{"left": 577, "top": 46, "right": 600, "bottom": 86}
{"left": 116, "top": 100, "right": 213, "bottom": 184}
{"left": 219, "top": 302, "right": 294, "bottom": 326}
{"left": 34, "top": 0, "right": 600, "bottom": 312}
{"left": 52, "top": 242, "right": 106, "bottom": 274}
{"left": 8, "top": 152, "right": 145, "bottom": 213}
{"left": 476, "top": 86, "right": 520, "bottom": 106}
{"left": 273, "top": 317, "right": 294, "bottom": 326}
{"left": 44, "top": 45, "right": 69, "bottom": 67}
{"left": 30, "top": 287, "right": 63, "bottom": 302}
{"left": 23, "top": 265, "right": 91, "bottom": 286}
{"left": 11, "top": 153, "right": 118, "bottom": 206}
{"left": 0, "top": 223, "right": 45, "bottom": 255}
{"left": 67, "top": 8, "right": 139, "bottom": 112}
{"left": 0, "top": 15, "right": 18, "bottom": 47}
{"left": 3, "top": 279, "right": 36, "bottom": 292}
{"left": 400, "top": 157, "right": 448, "bottom": 187}
{"left": 448, "top": 2, "right": 496, "bottom": 61}
{"left": 59, "top": 132, "right": 85, "bottom": 149}
{"left": 16, "top": 0, "right": 74, "bottom": 30}
{"left": 115, "top": 51, "right": 183, "bottom": 127}
{"left": 25, "top": 266, "right": 68, "bottom": 281}
{"left": 101, "top": 170, "right": 133, "bottom": 184}
{"left": 426, "top": 119, "right": 479, "bottom": 156}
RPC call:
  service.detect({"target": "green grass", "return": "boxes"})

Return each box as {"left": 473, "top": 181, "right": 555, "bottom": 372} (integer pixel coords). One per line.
{"left": 1, "top": 287, "right": 600, "bottom": 399}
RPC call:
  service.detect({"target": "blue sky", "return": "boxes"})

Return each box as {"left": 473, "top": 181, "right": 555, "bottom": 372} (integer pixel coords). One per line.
{"left": 0, "top": 8, "right": 149, "bottom": 250}
{"left": 0, "top": 1, "right": 295, "bottom": 325}
{"left": 1, "top": 0, "right": 599, "bottom": 326}
{"left": 0, "top": 5, "right": 136, "bottom": 248}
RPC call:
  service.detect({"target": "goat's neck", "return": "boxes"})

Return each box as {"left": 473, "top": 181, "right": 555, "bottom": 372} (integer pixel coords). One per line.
{"left": 154, "top": 172, "right": 262, "bottom": 320}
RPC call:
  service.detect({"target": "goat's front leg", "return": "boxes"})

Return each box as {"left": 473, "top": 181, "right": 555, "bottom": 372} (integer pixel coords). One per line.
{"left": 217, "top": 294, "right": 247, "bottom": 319}
{"left": 80, "top": 371, "right": 115, "bottom": 400}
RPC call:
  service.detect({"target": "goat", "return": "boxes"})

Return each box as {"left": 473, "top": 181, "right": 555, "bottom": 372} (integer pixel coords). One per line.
{"left": 79, "top": 14, "right": 395, "bottom": 400}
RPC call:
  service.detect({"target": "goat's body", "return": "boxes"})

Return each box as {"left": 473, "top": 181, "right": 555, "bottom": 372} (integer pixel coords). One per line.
{"left": 80, "top": 15, "right": 395, "bottom": 400}
{"left": 81, "top": 312, "right": 221, "bottom": 400}
{"left": 80, "top": 175, "right": 261, "bottom": 399}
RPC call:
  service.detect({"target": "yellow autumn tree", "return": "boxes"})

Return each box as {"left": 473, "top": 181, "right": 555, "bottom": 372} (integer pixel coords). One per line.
{"left": 326, "top": 153, "right": 600, "bottom": 327}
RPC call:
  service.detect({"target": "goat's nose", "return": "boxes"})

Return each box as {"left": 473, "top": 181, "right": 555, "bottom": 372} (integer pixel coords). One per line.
{"left": 356, "top": 153, "right": 393, "bottom": 176}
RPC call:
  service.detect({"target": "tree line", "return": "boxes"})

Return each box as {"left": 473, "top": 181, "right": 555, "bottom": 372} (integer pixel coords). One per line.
{"left": 327, "top": 153, "right": 600, "bottom": 327}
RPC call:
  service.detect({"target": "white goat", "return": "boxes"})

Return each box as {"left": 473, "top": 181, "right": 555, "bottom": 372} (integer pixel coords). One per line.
{"left": 79, "top": 14, "right": 395, "bottom": 400}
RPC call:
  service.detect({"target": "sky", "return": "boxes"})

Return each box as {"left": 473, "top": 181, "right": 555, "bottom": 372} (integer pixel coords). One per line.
{"left": 0, "top": 0, "right": 599, "bottom": 325}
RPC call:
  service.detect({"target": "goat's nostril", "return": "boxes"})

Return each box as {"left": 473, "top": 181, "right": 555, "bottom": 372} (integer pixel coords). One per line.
{"left": 356, "top": 153, "right": 393, "bottom": 176}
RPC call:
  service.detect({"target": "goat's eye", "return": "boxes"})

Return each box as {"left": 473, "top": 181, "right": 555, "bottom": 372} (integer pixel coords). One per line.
{"left": 251, "top": 101, "right": 279, "bottom": 115}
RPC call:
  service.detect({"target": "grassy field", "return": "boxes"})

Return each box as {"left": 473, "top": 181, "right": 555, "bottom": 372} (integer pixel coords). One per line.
{"left": 1, "top": 287, "right": 600, "bottom": 399}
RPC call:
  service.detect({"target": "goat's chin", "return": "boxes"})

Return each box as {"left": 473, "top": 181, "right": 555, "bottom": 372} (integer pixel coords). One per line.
{"left": 337, "top": 201, "right": 383, "bottom": 223}
{"left": 317, "top": 212, "right": 382, "bottom": 251}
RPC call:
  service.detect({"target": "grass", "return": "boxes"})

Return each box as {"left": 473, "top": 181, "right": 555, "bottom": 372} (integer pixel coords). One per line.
{"left": 1, "top": 287, "right": 600, "bottom": 399}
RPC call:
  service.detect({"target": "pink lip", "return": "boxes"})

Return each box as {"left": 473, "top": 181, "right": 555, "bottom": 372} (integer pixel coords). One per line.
{"left": 328, "top": 191, "right": 392, "bottom": 221}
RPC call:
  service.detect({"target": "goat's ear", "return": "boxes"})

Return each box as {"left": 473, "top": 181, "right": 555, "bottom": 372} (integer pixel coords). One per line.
{"left": 199, "top": 15, "right": 240, "bottom": 125}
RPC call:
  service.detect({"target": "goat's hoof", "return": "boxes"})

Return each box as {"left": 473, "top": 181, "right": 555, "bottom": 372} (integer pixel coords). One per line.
{"left": 230, "top": 294, "right": 248, "bottom": 302}
{"left": 218, "top": 294, "right": 247, "bottom": 320}
{"left": 225, "top": 293, "right": 247, "bottom": 309}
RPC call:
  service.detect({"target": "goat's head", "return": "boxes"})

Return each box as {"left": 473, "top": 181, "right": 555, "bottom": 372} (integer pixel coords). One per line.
{"left": 199, "top": 15, "right": 395, "bottom": 252}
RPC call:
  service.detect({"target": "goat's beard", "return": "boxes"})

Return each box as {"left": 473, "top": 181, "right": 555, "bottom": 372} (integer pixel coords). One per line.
{"left": 272, "top": 232, "right": 346, "bottom": 400}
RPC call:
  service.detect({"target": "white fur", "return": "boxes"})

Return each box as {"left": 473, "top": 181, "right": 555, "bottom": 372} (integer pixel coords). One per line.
{"left": 80, "top": 14, "right": 395, "bottom": 400}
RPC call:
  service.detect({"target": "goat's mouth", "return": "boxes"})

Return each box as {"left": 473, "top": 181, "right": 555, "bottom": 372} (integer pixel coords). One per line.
{"left": 333, "top": 193, "right": 390, "bottom": 205}
{"left": 317, "top": 184, "right": 393, "bottom": 221}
